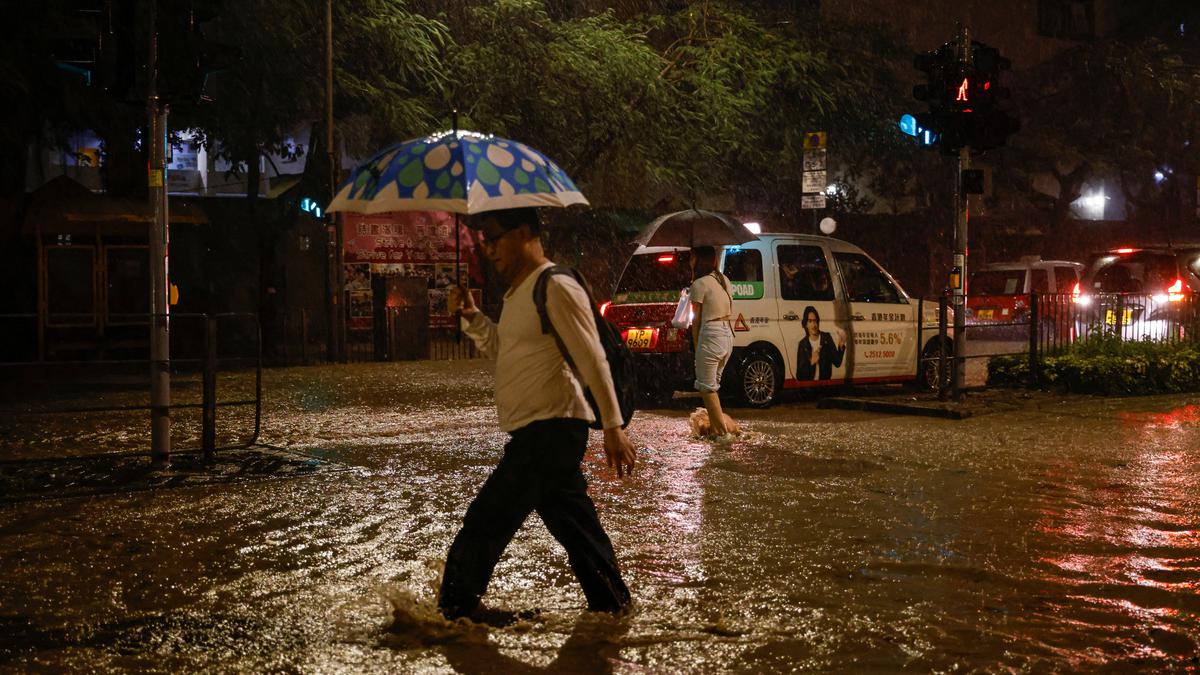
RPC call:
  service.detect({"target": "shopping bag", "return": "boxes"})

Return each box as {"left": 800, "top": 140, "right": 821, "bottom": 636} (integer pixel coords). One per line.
{"left": 671, "top": 288, "right": 692, "bottom": 329}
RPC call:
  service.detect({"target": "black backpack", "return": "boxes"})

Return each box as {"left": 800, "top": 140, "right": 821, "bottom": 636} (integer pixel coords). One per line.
{"left": 533, "top": 265, "right": 636, "bottom": 430}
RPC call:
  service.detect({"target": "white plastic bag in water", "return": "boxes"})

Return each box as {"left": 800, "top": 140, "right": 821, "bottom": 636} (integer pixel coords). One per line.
{"left": 671, "top": 288, "right": 693, "bottom": 329}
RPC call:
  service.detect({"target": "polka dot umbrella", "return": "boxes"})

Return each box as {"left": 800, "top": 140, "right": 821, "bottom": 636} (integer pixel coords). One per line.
{"left": 327, "top": 129, "right": 588, "bottom": 333}
{"left": 326, "top": 129, "right": 588, "bottom": 215}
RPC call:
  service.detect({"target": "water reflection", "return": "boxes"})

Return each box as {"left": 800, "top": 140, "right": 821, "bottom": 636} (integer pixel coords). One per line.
{"left": 3, "top": 363, "right": 1200, "bottom": 670}
{"left": 1032, "top": 403, "right": 1200, "bottom": 663}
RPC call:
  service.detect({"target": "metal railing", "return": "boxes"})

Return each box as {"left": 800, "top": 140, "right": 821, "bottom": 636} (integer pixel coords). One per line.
{"left": 0, "top": 312, "right": 262, "bottom": 461}
{"left": 935, "top": 291, "right": 1200, "bottom": 396}
{"left": 342, "top": 307, "right": 482, "bottom": 362}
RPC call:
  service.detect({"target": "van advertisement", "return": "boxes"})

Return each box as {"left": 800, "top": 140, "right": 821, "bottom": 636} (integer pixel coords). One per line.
{"left": 730, "top": 281, "right": 764, "bottom": 299}
{"left": 853, "top": 330, "right": 904, "bottom": 360}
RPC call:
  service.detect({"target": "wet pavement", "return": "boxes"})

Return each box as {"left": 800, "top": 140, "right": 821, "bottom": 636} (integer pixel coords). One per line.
{"left": 1, "top": 360, "right": 1198, "bottom": 672}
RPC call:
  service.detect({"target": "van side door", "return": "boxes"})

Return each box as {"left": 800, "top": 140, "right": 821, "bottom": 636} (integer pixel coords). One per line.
{"left": 832, "top": 251, "right": 917, "bottom": 380}
{"left": 721, "top": 245, "right": 774, "bottom": 349}
{"left": 774, "top": 242, "right": 847, "bottom": 386}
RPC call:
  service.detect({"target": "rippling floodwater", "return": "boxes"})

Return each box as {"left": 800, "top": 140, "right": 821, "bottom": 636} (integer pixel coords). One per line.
{"left": 1, "top": 361, "right": 1198, "bottom": 671}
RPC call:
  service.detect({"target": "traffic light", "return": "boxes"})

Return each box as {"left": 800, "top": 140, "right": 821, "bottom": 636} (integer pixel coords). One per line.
{"left": 97, "top": 0, "right": 140, "bottom": 101}
{"left": 911, "top": 42, "right": 962, "bottom": 152}
{"left": 912, "top": 44, "right": 955, "bottom": 110}
{"left": 158, "top": 0, "right": 232, "bottom": 104}
{"left": 909, "top": 40, "right": 1020, "bottom": 153}
{"left": 965, "top": 44, "right": 1020, "bottom": 151}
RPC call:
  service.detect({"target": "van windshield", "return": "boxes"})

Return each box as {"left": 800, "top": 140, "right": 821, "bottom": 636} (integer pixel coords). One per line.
{"left": 614, "top": 250, "right": 693, "bottom": 302}
{"left": 971, "top": 270, "right": 1025, "bottom": 295}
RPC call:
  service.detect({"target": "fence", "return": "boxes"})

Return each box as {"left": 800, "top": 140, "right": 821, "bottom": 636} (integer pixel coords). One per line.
{"left": 0, "top": 312, "right": 261, "bottom": 461}
{"left": 342, "top": 306, "right": 481, "bottom": 362}
{"left": 264, "top": 307, "right": 483, "bottom": 364}
{"left": 939, "top": 291, "right": 1200, "bottom": 396}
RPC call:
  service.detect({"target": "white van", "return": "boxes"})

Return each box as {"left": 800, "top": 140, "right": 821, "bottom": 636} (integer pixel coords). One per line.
{"left": 604, "top": 233, "right": 952, "bottom": 406}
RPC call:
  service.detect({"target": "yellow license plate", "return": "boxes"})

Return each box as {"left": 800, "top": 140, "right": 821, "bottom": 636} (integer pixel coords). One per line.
{"left": 1105, "top": 309, "right": 1133, "bottom": 326}
{"left": 625, "top": 329, "right": 654, "bottom": 349}
{"left": 977, "top": 309, "right": 994, "bottom": 320}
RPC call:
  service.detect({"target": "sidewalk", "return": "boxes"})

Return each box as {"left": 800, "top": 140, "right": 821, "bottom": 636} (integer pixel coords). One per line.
{"left": 817, "top": 386, "right": 1066, "bottom": 419}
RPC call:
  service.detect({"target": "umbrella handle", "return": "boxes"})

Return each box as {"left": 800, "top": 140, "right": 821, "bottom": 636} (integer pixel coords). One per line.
{"left": 455, "top": 211, "right": 462, "bottom": 344}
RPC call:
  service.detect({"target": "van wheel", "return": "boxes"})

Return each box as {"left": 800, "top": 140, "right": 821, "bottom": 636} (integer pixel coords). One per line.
{"left": 915, "top": 340, "right": 951, "bottom": 391}
{"left": 737, "top": 350, "right": 780, "bottom": 407}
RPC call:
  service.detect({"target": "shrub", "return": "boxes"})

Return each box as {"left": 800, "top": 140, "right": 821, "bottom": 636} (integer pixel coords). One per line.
{"left": 988, "top": 338, "right": 1200, "bottom": 395}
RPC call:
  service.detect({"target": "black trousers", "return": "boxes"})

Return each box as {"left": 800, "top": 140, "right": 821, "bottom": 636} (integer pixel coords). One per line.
{"left": 437, "top": 418, "right": 631, "bottom": 619}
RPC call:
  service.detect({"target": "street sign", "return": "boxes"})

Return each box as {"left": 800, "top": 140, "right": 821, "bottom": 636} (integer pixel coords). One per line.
{"left": 803, "top": 149, "right": 826, "bottom": 171}
{"left": 803, "top": 131, "right": 826, "bottom": 150}
{"left": 801, "top": 194, "right": 826, "bottom": 209}
{"left": 802, "top": 170, "right": 826, "bottom": 194}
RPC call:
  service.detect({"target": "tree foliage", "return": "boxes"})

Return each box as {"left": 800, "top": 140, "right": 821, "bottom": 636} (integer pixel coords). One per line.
{"left": 6, "top": 0, "right": 919, "bottom": 217}
{"left": 990, "top": 30, "right": 1200, "bottom": 230}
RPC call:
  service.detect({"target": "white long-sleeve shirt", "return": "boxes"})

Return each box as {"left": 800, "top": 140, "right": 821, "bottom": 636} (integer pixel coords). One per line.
{"left": 462, "top": 261, "right": 623, "bottom": 433}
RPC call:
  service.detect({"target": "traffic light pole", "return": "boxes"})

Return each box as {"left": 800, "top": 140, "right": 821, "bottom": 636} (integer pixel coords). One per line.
{"left": 950, "top": 26, "right": 971, "bottom": 400}
{"left": 148, "top": 1, "right": 171, "bottom": 466}
{"left": 952, "top": 146, "right": 969, "bottom": 399}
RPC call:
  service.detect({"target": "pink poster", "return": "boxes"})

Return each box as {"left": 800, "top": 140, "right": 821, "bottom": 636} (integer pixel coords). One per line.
{"left": 343, "top": 211, "right": 480, "bottom": 276}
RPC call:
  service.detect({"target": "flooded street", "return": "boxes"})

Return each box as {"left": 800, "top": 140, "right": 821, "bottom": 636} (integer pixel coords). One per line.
{"left": 1, "top": 360, "right": 1198, "bottom": 672}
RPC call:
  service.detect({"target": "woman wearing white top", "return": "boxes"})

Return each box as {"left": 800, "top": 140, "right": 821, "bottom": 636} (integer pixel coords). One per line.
{"left": 688, "top": 245, "right": 736, "bottom": 436}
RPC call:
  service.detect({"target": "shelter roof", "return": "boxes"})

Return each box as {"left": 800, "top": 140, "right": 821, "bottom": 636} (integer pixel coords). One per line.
{"left": 22, "top": 176, "right": 208, "bottom": 235}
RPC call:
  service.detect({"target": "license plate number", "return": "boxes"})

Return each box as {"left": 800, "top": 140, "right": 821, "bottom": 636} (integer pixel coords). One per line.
{"left": 625, "top": 329, "right": 655, "bottom": 349}
{"left": 1105, "top": 309, "right": 1133, "bottom": 326}
{"left": 977, "top": 309, "right": 994, "bottom": 320}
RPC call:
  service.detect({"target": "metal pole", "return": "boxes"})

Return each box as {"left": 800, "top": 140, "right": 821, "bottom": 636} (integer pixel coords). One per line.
{"left": 202, "top": 315, "right": 217, "bottom": 460}
{"left": 1028, "top": 293, "right": 1039, "bottom": 386}
{"left": 325, "top": 0, "right": 342, "bottom": 362}
{"left": 951, "top": 26, "right": 971, "bottom": 400}
{"left": 148, "top": 0, "right": 171, "bottom": 467}
{"left": 938, "top": 294, "right": 948, "bottom": 401}
{"left": 452, "top": 110, "right": 463, "bottom": 344}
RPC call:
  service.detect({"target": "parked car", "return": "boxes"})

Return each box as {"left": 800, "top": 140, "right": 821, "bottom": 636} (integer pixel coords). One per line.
{"left": 604, "top": 233, "right": 952, "bottom": 407}
{"left": 1072, "top": 247, "right": 1200, "bottom": 341}
{"left": 965, "top": 257, "right": 1084, "bottom": 340}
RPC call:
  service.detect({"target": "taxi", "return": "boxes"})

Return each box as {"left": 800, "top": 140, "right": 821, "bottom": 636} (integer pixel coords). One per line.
{"left": 605, "top": 233, "right": 951, "bottom": 406}
{"left": 966, "top": 257, "right": 1083, "bottom": 340}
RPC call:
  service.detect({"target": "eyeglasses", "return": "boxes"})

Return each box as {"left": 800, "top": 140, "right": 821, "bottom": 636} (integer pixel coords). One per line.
{"left": 481, "top": 227, "right": 515, "bottom": 249}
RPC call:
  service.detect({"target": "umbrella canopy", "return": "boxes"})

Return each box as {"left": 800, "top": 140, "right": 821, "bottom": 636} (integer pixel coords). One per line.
{"left": 326, "top": 129, "right": 588, "bottom": 215}
{"left": 633, "top": 209, "right": 759, "bottom": 248}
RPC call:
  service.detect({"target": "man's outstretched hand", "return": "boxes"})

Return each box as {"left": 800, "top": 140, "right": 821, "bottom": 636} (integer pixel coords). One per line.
{"left": 602, "top": 427, "right": 637, "bottom": 478}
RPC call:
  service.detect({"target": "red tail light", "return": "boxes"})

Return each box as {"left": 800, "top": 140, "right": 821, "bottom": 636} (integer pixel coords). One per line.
{"left": 1167, "top": 279, "right": 1185, "bottom": 302}
{"left": 1115, "top": 248, "right": 1135, "bottom": 254}
{"left": 599, "top": 301, "right": 611, "bottom": 317}
{"left": 656, "top": 254, "right": 675, "bottom": 264}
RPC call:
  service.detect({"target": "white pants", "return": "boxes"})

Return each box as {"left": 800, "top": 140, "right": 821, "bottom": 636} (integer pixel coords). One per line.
{"left": 694, "top": 321, "right": 733, "bottom": 393}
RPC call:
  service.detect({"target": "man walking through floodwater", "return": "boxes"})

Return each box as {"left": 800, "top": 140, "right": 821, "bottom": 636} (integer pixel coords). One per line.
{"left": 439, "top": 207, "right": 637, "bottom": 623}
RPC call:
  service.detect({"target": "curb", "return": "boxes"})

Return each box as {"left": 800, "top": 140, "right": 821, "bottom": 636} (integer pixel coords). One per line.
{"left": 817, "top": 397, "right": 972, "bottom": 419}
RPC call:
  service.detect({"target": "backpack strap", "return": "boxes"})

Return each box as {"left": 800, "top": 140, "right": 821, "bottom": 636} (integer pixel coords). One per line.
{"left": 533, "top": 265, "right": 599, "bottom": 372}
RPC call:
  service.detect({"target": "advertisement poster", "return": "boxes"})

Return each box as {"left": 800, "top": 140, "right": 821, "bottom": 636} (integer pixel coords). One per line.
{"left": 343, "top": 211, "right": 481, "bottom": 285}
{"left": 344, "top": 263, "right": 373, "bottom": 330}
{"left": 433, "top": 263, "right": 456, "bottom": 288}
{"left": 345, "top": 263, "right": 371, "bottom": 292}
{"left": 348, "top": 291, "right": 373, "bottom": 330}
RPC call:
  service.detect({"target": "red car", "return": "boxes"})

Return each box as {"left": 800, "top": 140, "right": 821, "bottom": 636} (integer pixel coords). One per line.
{"left": 601, "top": 247, "right": 694, "bottom": 400}
{"left": 966, "top": 258, "right": 1083, "bottom": 340}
